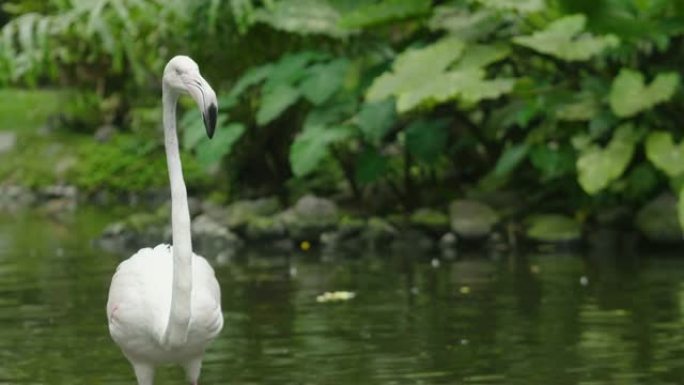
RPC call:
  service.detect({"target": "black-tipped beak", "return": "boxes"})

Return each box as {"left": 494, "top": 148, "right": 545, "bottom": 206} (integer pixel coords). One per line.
{"left": 183, "top": 71, "right": 218, "bottom": 140}
{"left": 204, "top": 103, "right": 217, "bottom": 139}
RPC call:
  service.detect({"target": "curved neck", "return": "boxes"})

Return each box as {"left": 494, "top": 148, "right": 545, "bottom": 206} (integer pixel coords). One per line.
{"left": 161, "top": 84, "right": 193, "bottom": 347}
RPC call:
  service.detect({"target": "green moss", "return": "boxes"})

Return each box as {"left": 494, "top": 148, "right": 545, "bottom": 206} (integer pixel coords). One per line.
{"left": 525, "top": 214, "right": 582, "bottom": 243}
{"left": 71, "top": 134, "right": 209, "bottom": 193}
{"left": 0, "top": 132, "right": 85, "bottom": 187}
{"left": 0, "top": 89, "right": 63, "bottom": 131}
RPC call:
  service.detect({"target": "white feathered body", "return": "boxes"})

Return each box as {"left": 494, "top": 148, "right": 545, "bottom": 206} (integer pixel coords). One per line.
{"left": 107, "top": 244, "right": 223, "bottom": 365}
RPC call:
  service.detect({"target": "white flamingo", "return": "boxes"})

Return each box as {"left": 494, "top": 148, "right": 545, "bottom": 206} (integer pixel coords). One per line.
{"left": 106, "top": 56, "right": 223, "bottom": 385}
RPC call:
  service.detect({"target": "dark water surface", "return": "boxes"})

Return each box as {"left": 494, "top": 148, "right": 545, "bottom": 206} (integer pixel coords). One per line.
{"left": 2, "top": 208, "right": 684, "bottom": 384}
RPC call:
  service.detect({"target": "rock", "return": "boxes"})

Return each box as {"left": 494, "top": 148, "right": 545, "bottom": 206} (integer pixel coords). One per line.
{"left": 191, "top": 214, "right": 243, "bottom": 257}
{"left": 363, "top": 217, "right": 397, "bottom": 245}
{"left": 635, "top": 193, "right": 682, "bottom": 243}
{"left": 293, "top": 194, "right": 338, "bottom": 220}
{"left": 281, "top": 195, "right": 339, "bottom": 241}
{"left": 222, "top": 197, "right": 281, "bottom": 230}
{"left": 439, "top": 232, "right": 458, "bottom": 249}
{"left": 39, "top": 185, "right": 78, "bottom": 201}
{"left": 525, "top": 214, "right": 582, "bottom": 243}
{"left": 0, "top": 185, "right": 36, "bottom": 209}
{"left": 392, "top": 229, "right": 434, "bottom": 251}
{"left": 337, "top": 216, "right": 366, "bottom": 238}
{"left": 449, "top": 200, "right": 499, "bottom": 239}
{"left": 0, "top": 132, "right": 17, "bottom": 154}
{"left": 54, "top": 156, "right": 77, "bottom": 179}
{"left": 410, "top": 208, "right": 450, "bottom": 235}
{"left": 245, "top": 216, "right": 287, "bottom": 241}
{"left": 94, "top": 124, "right": 117, "bottom": 143}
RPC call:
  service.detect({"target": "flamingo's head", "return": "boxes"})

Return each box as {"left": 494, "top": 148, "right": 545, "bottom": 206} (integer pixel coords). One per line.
{"left": 163, "top": 55, "right": 218, "bottom": 138}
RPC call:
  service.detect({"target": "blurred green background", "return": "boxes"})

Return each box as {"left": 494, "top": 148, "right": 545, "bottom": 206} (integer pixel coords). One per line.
{"left": 2, "top": 0, "right": 684, "bottom": 238}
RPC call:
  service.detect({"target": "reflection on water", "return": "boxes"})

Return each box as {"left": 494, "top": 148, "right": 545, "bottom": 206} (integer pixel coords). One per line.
{"left": 2, "top": 208, "right": 684, "bottom": 384}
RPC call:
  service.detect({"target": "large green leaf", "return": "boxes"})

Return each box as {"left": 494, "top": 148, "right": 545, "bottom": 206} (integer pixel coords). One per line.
{"left": 454, "top": 44, "right": 510, "bottom": 70}
{"left": 367, "top": 37, "right": 514, "bottom": 112}
{"left": 195, "top": 122, "right": 246, "bottom": 169}
{"left": 254, "top": 0, "right": 348, "bottom": 38}
{"left": 405, "top": 118, "right": 450, "bottom": 163}
{"left": 367, "top": 36, "right": 466, "bottom": 102}
{"left": 476, "top": 0, "right": 545, "bottom": 13}
{"left": 226, "top": 63, "right": 274, "bottom": 101}
{"left": 290, "top": 125, "right": 353, "bottom": 177}
{"left": 355, "top": 147, "right": 388, "bottom": 184}
{"left": 555, "top": 94, "right": 599, "bottom": 121}
{"left": 645, "top": 131, "right": 684, "bottom": 177}
{"left": 300, "top": 58, "right": 349, "bottom": 105}
{"left": 513, "top": 15, "right": 619, "bottom": 61}
{"left": 429, "top": 6, "right": 499, "bottom": 40}
{"left": 493, "top": 143, "right": 529, "bottom": 177}
{"left": 339, "top": 0, "right": 431, "bottom": 29}
{"left": 257, "top": 84, "right": 301, "bottom": 126}
{"left": 263, "top": 51, "right": 328, "bottom": 92}
{"left": 181, "top": 108, "right": 205, "bottom": 151}
{"left": 609, "top": 69, "right": 679, "bottom": 118}
{"left": 576, "top": 124, "right": 637, "bottom": 194}
{"left": 529, "top": 143, "right": 575, "bottom": 180}
{"left": 355, "top": 99, "right": 396, "bottom": 144}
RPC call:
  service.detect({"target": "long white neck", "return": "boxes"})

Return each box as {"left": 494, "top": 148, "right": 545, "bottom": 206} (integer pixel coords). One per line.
{"left": 161, "top": 84, "right": 193, "bottom": 347}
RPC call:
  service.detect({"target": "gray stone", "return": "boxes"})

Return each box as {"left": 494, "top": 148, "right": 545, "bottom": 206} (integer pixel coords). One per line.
{"left": 245, "top": 216, "right": 287, "bottom": 241}
{"left": 391, "top": 229, "right": 434, "bottom": 251}
{"left": 0, "top": 132, "right": 17, "bottom": 154}
{"left": 222, "top": 197, "right": 281, "bottom": 230}
{"left": 363, "top": 217, "right": 398, "bottom": 244}
{"left": 0, "top": 185, "right": 36, "bottom": 209}
{"left": 94, "top": 124, "right": 117, "bottom": 143}
{"left": 40, "top": 185, "right": 78, "bottom": 200}
{"left": 293, "top": 194, "right": 338, "bottom": 221}
{"left": 449, "top": 200, "right": 499, "bottom": 239}
{"left": 439, "top": 232, "right": 458, "bottom": 249}
{"left": 192, "top": 214, "right": 243, "bottom": 256}
{"left": 635, "top": 193, "right": 682, "bottom": 243}
{"left": 281, "top": 195, "right": 339, "bottom": 240}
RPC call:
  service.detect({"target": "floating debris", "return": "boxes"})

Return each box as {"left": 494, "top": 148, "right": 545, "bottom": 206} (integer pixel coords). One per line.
{"left": 316, "top": 291, "right": 356, "bottom": 303}
{"left": 459, "top": 286, "right": 471, "bottom": 295}
{"left": 431, "top": 258, "right": 441, "bottom": 268}
{"left": 300, "top": 240, "right": 311, "bottom": 251}
{"left": 579, "top": 276, "right": 589, "bottom": 286}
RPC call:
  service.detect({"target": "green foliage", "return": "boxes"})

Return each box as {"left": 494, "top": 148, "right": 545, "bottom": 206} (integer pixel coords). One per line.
{"left": 253, "top": 0, "right": 348, "bottom": 38}
{"left": 513, "top": 15, "right": 619, "bottom": 61}
{"left": 0, "top": 0, "right": 182, "bottom": 85}
{"left": 74, "top": 134, "right": 207, "bottom": 192}
{"left": 494, "top": 143, "right": 528, "bottom": 177}
{"left": 645, "top": 131, "right": 684, "bottom": 177}
{"left": 290, "top": 125, "right": 353, "bottom": 177}
{"left": 338, "top": 0, "right": 431, "bottom": 29}
{"left": 405, "top": 118, "right": 449, "bottom": 164}
{"left": 366, "top": 37, "right": 514, "bottom": 112}
{"left": 6, "top": 0, "right": 684, "bottom": 226}
{"left": 355, "top": 147, "right": 387, "bottom": 184}
{"left": 576, "top": 125, "right": 637, "bottom": 195}
{"left": 355, "top": 99, "right": 396, "bottom": 145}
{"left": 476, "top": 0, "right": 545, "bottom": 13}
{"left": 609, "top": 69, "right": 680, "bottom": 117}
{"left": 257, "top": 84, "right": 301, "bottom": 125}
{"left": 181, "top": 107, "right": 245, "bottom": 170}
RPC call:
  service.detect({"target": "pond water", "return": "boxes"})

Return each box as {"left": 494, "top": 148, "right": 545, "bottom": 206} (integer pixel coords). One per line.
{"left": 2, "top": 208, "right": 684, "bottom": 384}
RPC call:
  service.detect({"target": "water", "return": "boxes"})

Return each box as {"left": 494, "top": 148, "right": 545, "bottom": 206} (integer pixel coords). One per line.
{"left": 2, "top": 208, "right": 684, "bottom": 384}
